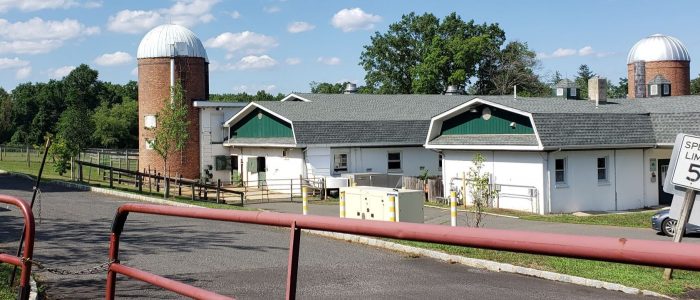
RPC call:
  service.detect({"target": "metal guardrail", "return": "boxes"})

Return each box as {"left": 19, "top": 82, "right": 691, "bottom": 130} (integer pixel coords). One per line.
{"left": 107, "top": 203, "right": 700, "bottom": 300}
{"left": 0, "top": 195, "right": 35, "bottom": 300}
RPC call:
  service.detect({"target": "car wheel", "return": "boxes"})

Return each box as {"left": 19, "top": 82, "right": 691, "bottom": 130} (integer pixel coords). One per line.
{"left": 661, "top": 218, "right": 678, "bottom": 237}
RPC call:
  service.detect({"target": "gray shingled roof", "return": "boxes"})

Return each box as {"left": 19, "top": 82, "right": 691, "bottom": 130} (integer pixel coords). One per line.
{"left": 430, "top": 134, "right": 539, "bottom": 146}
{"left": 230, "top": 93, "right": 700, "bottom": 148}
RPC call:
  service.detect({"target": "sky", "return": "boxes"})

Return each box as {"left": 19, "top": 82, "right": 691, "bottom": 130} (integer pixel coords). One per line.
{"left": 1, "top": 0, "right": 700, "bottom": 95}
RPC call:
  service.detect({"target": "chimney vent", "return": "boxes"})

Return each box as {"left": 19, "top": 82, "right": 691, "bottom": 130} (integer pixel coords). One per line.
{"left": 445, "top": 85, "right": 462, "bottom": 95}
{"left": 588, "top": 76, "right": 607, "bottom": 105}
{"left": 343, "top": 83, "right": 357, "bottom": 94}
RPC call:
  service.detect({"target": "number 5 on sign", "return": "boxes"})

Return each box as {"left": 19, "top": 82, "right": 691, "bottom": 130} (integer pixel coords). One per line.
{"left": 671, "top": 134, "right": 700, "bottom": 190}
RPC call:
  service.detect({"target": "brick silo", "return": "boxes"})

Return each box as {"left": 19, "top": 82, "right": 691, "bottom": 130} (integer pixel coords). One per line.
{"left": 627, "top": 34, "right": 690, "bottom": 99}
{"left": 136, "top": 24, "right": 209, "bottom": 179}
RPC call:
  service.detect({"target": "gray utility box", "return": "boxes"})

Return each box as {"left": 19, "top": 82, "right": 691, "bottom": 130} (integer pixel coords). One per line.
{"left": 340, "top": 186, "right": 424, "bottom": 223}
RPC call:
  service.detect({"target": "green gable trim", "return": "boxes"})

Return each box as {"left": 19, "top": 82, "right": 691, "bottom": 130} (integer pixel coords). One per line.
{"left": 231, "top": 108, "right": 293, "bottom": 138}
{"left": 441, "top": 106, "right": 534, "bottom": 135}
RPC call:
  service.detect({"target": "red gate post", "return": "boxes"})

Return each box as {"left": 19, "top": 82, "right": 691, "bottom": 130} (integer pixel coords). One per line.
{"left": 0, "top": 195, "right": 35, "bottom": 300}
{"left": 286, "top": 221, "right": 301, "bottom": 300}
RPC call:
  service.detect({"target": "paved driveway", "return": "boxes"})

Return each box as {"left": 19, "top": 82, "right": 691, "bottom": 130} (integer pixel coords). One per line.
{"left": 0, "top": 175, "right": 653, "bottom": 299}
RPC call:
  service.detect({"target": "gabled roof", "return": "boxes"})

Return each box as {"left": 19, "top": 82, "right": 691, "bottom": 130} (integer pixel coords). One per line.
{"left": 427, "top": 95, "right": 700, "bottom": 150}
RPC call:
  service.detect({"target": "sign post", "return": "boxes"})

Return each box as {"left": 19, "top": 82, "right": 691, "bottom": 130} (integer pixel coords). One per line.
{"left": 663, "top": 134, "right": 700, "bottom": 280}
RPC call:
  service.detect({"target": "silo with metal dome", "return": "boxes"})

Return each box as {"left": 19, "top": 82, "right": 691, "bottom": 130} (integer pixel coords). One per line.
{"left": 136, "top": 24, "right": 209, "bottom": 179}
{"left": 626, "top": 34, "right": 690, "bottom": 99}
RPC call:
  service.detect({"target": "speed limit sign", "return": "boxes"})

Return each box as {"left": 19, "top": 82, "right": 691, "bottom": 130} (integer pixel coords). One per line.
{"left": 670, "top": 134, "right": 700, "bottom": 190}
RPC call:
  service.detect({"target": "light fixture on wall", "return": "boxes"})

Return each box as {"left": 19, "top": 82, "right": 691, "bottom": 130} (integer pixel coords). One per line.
{"left": 469, "top": 108, "right": 478, "bottom": 113}
{"left": 482, "top": 107, "right": 492, "bottom": 120}
{"left": 510, "top": 122, "right": 516, "bottom": 128}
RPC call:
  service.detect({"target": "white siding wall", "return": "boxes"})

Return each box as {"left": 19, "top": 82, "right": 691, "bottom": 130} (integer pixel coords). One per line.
{"left": 231, "top": 147, "right": 305, "bottom": 193}
{"left": 306, "top": 147, "right": 331, "bottom": 177}
{"left": 548, "top": 149, "right": 645, "bottom": 213}
{"left": 343, "top": 147, "right": 439, "bottom": 176}
{"left": 200, "top": 107, "right": 236, "bottom": 184}
{"left": 643, "top": 148, "right": 673, "bottom": 207}
{"left": 442, "top": 150, "right": 546, "bottom": 213}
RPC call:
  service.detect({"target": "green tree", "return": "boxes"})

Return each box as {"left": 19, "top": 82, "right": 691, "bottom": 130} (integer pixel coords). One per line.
{"left": 209, "top": 90, "right": 285, "bottom": 102}
{"left": 150, "top": 83, "right": 190, "bottom": 197}
{"left": 575, "top": 64, "right": 595, "bottom": 99}
{"left": 63, "top": 64, "right": 100, "bottom": 110}
{"left": 479, "top": 41, "right": 549, "bottom": 96}
{"left": 0, "top": 88, "right": 12, "bottom": 143}
{"left": 465, "top": 153, "right": 498, "bottom": 227}
{"left": 690, "top": 75, "right": 700, "bottom": 95}
{"left": 52, "top": 106, "right": 94, "bottom": 174}
{"left": 607, "top": 77, "right": 628, "bottom": 99}
{"left": 92, "top": 99, "right": 138, "bottom": 148}
{"left": 360, "top": 12, "right": 505, "bottom": 94}
{"left": 550, "top": 71, "right": 563, "bottom": 86}
{"left": 310, "top": 81, "right": 346, "bottom": 93}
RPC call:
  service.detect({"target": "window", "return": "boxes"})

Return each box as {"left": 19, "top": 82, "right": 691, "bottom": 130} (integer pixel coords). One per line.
{"left": 333, "top": 153, "right": 348, "bottom": 172}
{"left": 231, "top": 156, "right": 238, "bottom": 170}
{"left": 556, "top": 88, "right": 564, "bottom": 96}
{"left": 650, "top": 84, "right": 658, "bottom": 96}
{"left": 597, "top": 157, "right": 608, "bottom": 182}
{"left": 555, "top": 158, "right": 566, "bottom": 185}
{"left": 145, "top": 139, "right": 154, "bottom": 150}
{"left": 215, "top": 155, "right": 232, "bottom": 170}
{"left": 662, "top": 84, "right": 670, "bottom": 96}
{"left": 144, "top": 115, "right": 156, "bottom": 129}
{"left": 388, "top": 152, "right": 402, "bottom": 171}
{"left": 210, "top": 112, "right": 224, "bottom": 143}
{"left": 438, "top": 153, "right": 443, "bottom": 171}
{"left": 570, "top": 88, "right": 577, "bottom": 97}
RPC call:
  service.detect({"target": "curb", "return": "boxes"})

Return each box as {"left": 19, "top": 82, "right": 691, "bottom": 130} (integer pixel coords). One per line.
{"left": 305, "top": 230, "right": 671, "bottom": 299}
{"left": 48, "top": 180, "right": 202, "bottom": 208}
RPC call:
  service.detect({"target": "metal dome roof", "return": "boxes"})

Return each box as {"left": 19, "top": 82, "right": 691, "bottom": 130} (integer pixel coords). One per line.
{"left": 137, "top": 24, "right": 208, "bottom": 62}
{"left": 627, "top": 34, "right": 690, "bottom": 64}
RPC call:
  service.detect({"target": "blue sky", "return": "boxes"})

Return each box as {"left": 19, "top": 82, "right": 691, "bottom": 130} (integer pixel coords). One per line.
{"left": 1, "top": 0, "right": 699, "bottom": 94}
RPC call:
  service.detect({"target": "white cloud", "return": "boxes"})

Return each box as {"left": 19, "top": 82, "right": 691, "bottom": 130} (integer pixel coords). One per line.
{"left": 131, "top": 67, "right": 138, "bottom": 76}
{"left": 285, "top": 57, "right": 301, "bottom": 65}
{"left": 538, "top": 46, "right": 614, "bottom": 59}
{"left": 15, "top": 66, "right": 31, "bottom": 79}
{"left": 94, "top": 51, "right": 133, "bottom": 66}
{"left": 0, "top": 0, "right": 74, "bottom": 12}
{"left": 48, "top": 65, "right": 75, "bottom": 79}
{"left": 287, "top": 21, "right": 315, "bottom": 33}
{"left": 317, "top": 56, "right": 341, "bottom": 65}
{"left": 228, "top": 10, "right": 241, "bottom": 19}
{"left": 0, "top": 57, "right": 29, "bottom": 69}
{"left": 231, "top": 84, "right": 276, "bottom": 93}
{"left": 331, "top": 8, "right": 381, "bottom": 32}
{"left": 0, "top": 18, "right": 99, "bottom": 41}
{"left": 205, "top": 31, "right": 278, "bottom": 55}
{"left": 263, "top": 6, "right": 280, "bottom": 13}
{"left": 83, "top": 1, "right": 102, "bottom": 8}
{"left": 233, "top": 55, "right": 277, "bottom": 70}
{"left": 0, "top": 40, "right": 63, "bottom": 54}
{"left": 107, "top": 0, "right": 219, "bottom": 34}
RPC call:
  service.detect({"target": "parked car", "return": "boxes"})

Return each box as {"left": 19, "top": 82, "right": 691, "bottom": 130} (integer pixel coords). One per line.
{"left": 651, "top": 209, "right": 700, "bottom": 236}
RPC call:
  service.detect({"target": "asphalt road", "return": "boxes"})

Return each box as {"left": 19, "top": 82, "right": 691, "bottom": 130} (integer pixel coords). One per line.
{"left": 0, "top": 174, "right": 653, "bottom": 299}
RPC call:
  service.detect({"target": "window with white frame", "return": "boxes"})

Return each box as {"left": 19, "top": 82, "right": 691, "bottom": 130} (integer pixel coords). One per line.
{"left": 570, "top": 88, "right": 577, "bottom": 97}
{"left": 555, "top": 158, "right": 566, "bottom": 185}
{"left": 556, "top": 88, "right": 564, "bottom": 96}
{"left": 144, "top": 115, "right": 156, "bottom": 129}
{"left": 388, "top": 152, "right": 402, "bottom": 171}
{"left": 333, "top": 153, "right": 348, "bottom": 172}
{"left": 597, "top": 156, "right": 608, "bottom": 182}
{"left": 662, "top": 84, "right": 670, "bottom": 96}
{"left": 650, "top": 84, "right": 658, "bottom": 96}
{"left": 145, "top": 139, "right": 154, "bottom": 150}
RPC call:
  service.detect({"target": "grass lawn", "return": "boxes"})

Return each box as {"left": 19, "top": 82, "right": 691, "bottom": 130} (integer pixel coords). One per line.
{"left": 396, "top": 240, "right": 700, "bottom": 297}
{"left": 0, "top": 264, "right": 17, "bottom": 300}
{"left": 426, "top": 201, "right": 658, "bottom": 228}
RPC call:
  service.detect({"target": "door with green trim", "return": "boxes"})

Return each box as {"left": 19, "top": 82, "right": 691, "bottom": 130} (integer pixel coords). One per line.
{"left": 257, "top": 156, "right": 267, "bottom": 189}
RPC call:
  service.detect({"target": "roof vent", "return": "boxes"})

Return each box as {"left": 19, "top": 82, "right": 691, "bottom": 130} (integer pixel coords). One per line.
{"left": 343, "top": 83, "right": 357, "bottom": 94}
{"left": 445, "top": 85, "right": 463, "bottom": 95}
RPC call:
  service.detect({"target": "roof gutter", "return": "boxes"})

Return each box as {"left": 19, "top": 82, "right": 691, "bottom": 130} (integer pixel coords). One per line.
{"left": 541, "top": 143, "right": 656, "bottom": 151}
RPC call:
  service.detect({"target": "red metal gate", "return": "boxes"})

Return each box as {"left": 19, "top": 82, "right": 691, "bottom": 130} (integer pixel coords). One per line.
{"left": 0, "top": 195, "right": 35, "bottom": 300}
{"left": 106, "top": 203, "right": 700, "bottom": 299}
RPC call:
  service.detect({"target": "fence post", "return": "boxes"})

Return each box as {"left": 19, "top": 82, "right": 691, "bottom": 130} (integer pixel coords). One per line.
{"left": 125, "top": 150, "right": 130, "bottom": 171}
{"left": 191, "top": 181, "right": 195, "bottom": 200}
{"left": 178, "top": 174, "right": 182, "bottom": 196}
{"left": 138, "top": 174, "right": 143, "bottom": 193}
{"left": 78, "top": 162, "right": 83, "bottom": 182}
{"left": 70, "top": 156, "right": 75, "bottom": 181}
{"left": 450, "top": 191, "right": 457, "bottom": 227}
{"left": 26, "top": 143, "right": 30, "bottom": 168}
{"left": 322, "top": 178, "right": 327, "bottom": 200}
{"left": 109, "top": 164, "right": 114, "bottom": 189}
{"left": 290, "top": 179, "right": 293, "bottom": 202}
{"left": 302, "top": 186, "right": 308, "bottom": 215}
{"left": 216, "top": 179, "right": 221, "bottom": 204}
{"left": 387, "top": 195, "right": 396, "bottom": 222}
{"left": 0, "top": 146, "right": 2, "bottom": 161}
{"left": 339, "top": 191, "right": 346, "bottom": 218}
{"left": 156, "top": 173, "right": 160, "bottom": 193}
{"left": 461, "top": 172, "right": 467, "bottom": 208}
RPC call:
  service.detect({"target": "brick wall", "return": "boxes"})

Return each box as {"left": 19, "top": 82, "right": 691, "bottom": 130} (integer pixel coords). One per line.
{"left": 138, "top": 57, "right": 207, "bottom": 179}
{"left": 627, "top": 60, "right": 690, "bottom": 98}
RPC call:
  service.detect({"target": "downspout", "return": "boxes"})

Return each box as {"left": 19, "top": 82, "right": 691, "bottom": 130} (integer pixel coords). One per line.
{"left": 170, "top": 43, "right": 175, "bottom": 103}
{"left": 614, "top": 149, "right": 618, "bottom": 211}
